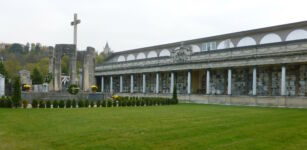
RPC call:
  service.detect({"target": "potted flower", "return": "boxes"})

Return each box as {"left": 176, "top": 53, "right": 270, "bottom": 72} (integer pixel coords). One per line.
{"left": 24, "top": 84, "right": 31, "bottom": 92}
{"left": 90, "top": 85, "right": 98, "bottom": 93}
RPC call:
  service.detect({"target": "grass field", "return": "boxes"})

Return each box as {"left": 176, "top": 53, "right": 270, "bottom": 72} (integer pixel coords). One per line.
{"left": 1, "top": 104, "right": 307, "bottom": 150}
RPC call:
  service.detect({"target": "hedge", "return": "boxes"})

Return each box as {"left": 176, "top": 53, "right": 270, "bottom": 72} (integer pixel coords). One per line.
{"left": 0, "top": 96, "right": 177, "bottom": 109}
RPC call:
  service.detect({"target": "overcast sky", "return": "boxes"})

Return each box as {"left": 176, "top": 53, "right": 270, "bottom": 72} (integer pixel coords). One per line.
{"left": 0, "top": 0, "right": 306, "bottom": 53}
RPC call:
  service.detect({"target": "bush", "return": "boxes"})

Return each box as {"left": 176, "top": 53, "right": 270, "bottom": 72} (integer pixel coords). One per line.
{"left": 107, "top": 99, "right": 112, "bottom": 107}
{"left": 102, "top": 100, "right": 106, "bottom": 107}
{"left": 53, "top": 100, "right": 59, "bottom": 108}
{"left": 12, "top": 76, "right": 21, "bottom": 108}
{"left": 23, "top": 100, "right": 28, "bottom": 108}
{"left": 172, "top": 84, "right": 178, "bottom": 104}
{"left": 113, "top": 100, "right": 117, "bottom": 107}
{"left": 127, "top": 98, "right": 131, "bottom": 107}
{"left": 90, "top": 101, "right": 95, "bottom": 107}
{"left": 66, "top": 100, "right": 72, "bottom": 108}
{"left": 121, "top": 97, "right": 127, "bottom": 107}
{"left": 136, "top": 97, "right": 141, "bottom": 106}
{"left": 78, "top": 100, "right": 84, "bottom": 108}
{"left": 140, "top": 98, "right": 145, "bottom": 106}
{"left": 59, "top": 100, "right": 65, "bottom": 108}
{"left": 84, "top": 100, "right": 89, "bottom": 107}
{"left": 39, "top": 100, "right": 45, "bottom": 108}
{"left": 46, "top": 100, "right": 51, "bottom": 108}
{"left": 32, "top": 99, "right": 38, "bottom": 108}
{"left": 72, "top": 99, "right": 77, "bottom": 108}
{"left": 96, "top": 100, "right": 101, "bottom": 108}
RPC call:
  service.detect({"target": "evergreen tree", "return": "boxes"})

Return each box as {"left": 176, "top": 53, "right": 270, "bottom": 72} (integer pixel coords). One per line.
{"left": 9, "top": 43, "right": 23, "bottom": 53}
{"left": 172, "top": 84, "right": 178, "bottom": 104}
{"left": 12, "top": 76, "right": 21, "bottom": 107}
{"left": 24, "top": 42, "right": 30, "bottom": 53}
{"left": 31, "top": 68, "right": 43, "bottom": 84}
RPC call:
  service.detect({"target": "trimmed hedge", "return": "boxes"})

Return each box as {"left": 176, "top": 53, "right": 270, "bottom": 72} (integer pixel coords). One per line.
{"left": 0, "top": 96, "right": 176, "bottom": 109}
{"left": 53, "top": 100, "right": 59, "bottom": 108}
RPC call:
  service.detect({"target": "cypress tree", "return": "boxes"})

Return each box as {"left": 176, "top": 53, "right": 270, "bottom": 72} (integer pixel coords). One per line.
{"left": 172, "top": 84, "right": 178, "bottom": 104}
{"left": 12, "top": 76, "right": 21, "bottom": 107}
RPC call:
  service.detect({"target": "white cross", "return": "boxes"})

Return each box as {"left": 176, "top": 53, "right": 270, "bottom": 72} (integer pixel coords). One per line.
{"left": 71, "top": 13, "right": 81, "bottom": 49}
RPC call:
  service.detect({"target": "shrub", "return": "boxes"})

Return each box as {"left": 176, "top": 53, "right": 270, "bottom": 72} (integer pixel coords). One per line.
{"left": 121, "top": 97, "right": 127, "bottom": 107}
{"left": 78, "top": 100, "right": 84, "bottom": 108}
{"left": 32, "top": 99, "right": 38, "bottom": 108}
{"left": 59, "top": 100, "right": 65, "bottom": 108}
{"left": 113, "top": 100, "right": 117, "bottom": 107}
{"left": 7, "top": 98, "right": 13, "bottom": 108}
{"left": 53, "top": 100, "right": 59, "bottom": 108}
{"left": 127, "top": 98, "right": 131, "bottom": 107}
{"left": 0, "top": 98, "right": 4, "bottom": 108}
{"left": 72, "top": 99, "right": 77, "bottom": 108}
{"left": 107, "top": 99, "right": 112, "bottom": 107}
{"left": 172, "top": 84, "right": 178, "bottom": 104}
{"left": 46, "top": 100, "right": 51, "bottom": 108}
{"left": 90, "top": 101, "right": 95, "bottom": 107}
{"left": 66, "top": 100, "right": 72, "bottom": 108}
{"left": 140, "top": 97, "right": 145, "bottom": 106}
{"left": 39, "top": 100, "right": 45, "bottom": 108}
{"left": 12, "top": 76, "right": 21, "bottom": 108}
{"left": 102, "top": 100, "right": 106, "bottom": 107}
{"left": 96, "top": 100, "right": 101, "bottom": 108}
{"left": 22, "top": 100, "right": 28, "bottom": 108}
{"left": 84, "top": 100, "right": 89, "bottom": 107}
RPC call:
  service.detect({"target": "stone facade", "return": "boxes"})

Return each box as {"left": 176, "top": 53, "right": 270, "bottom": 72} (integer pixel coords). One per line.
{"left": 49, "top": 44, "right": 95, "bottom": 92}
{"left": 95, "top": 21, "right": 307, "bottom": 108}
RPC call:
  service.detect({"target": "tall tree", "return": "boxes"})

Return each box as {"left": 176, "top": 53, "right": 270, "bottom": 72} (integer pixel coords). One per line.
{"left": 9, "top": 43, "right": 23, "bottom": 53}
{"left": 12, "top": 76, "right": 21, "bottom": 108}
{"left": 31, "top": 43, "right": 35, "bottom": 51}
{"left": 24, "top": 42, "right": 30, "bottom": 53}
{"left": 35, "top": 43, "right": 41, "bottom": 53}
{"left": 31, "top": 68, "right": 43, "bottom": 84}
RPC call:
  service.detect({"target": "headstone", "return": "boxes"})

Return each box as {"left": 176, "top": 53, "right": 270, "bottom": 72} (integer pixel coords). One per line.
{"left": 0, "top": 74, "right": 5, "bottom": 96}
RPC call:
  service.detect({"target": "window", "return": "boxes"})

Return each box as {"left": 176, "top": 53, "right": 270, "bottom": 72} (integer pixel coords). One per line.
{"left": 201, "top": 42, "right": 216, "bottom": 51}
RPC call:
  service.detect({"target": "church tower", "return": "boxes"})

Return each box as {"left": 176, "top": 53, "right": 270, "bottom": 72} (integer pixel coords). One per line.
{"left": 103, "top": 42, "right": 112, "bottom": 56}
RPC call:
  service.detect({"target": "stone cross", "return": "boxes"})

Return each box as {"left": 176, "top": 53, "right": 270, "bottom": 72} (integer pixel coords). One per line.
{"left": 71, "top": 13, "right": 81, "bottom": 49}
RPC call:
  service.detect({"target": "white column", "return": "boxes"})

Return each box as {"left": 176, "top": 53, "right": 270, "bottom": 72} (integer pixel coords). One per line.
{"left": 143, "top": 74, "right": 146, "bottom": 94}
{"left": 156, "top": 73, "right": 159, "bottom": 94}
{"left": 120, "top": 75, "right": 123, "bottom": 93}
{"left": 110, "top": 76, "right": 113, "bottom": 94}
{"left": 227, "top": 68, "right": 232, "bottom": 95}
{"left": 170, "top": 72, "right": 174, "bottom": 93}
{"left": 206, "top": 70, "right": 210, "bottom": 94}
{"left": 252, "top": 66, "right": 257, "bottom": 96}
{"left": 187, "top": 71, "right": 191, "bottom": 94}
{"left": 281, "top": 65, "right": 286, "bottom": 96}
{"left": 130, "top": 74, "right": 134, "bottom": 93}
{"left": 101, "top": 76, "right": 104, "bottom": 92}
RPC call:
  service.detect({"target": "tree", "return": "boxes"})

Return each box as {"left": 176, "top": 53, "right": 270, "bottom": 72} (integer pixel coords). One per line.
{"left": 95, "top": 52, "right": 105, "bottom": 65}
{"left": 12, "top": 76, "right": 21, "bottom": 108}
{"left": 24, "top": 42, "right": 30, "bottom": 53}
{"left": 9, "top": 43, "right": 23, "bottom": 54}
{"left": 31, "top": 68, "right": 43, "bottom": 84}
{"left": 172, "top": 84, "right": 178, "bottom": 104}
{"left": 31, "top": 43, "right": 35, "bottom": 51}
{"left": 35, "top": 43, "right": 41, "bottom": 53}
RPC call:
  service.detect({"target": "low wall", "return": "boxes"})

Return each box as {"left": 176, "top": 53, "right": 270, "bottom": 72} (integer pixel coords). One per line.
{"left": 116, "top": 93, "right": 307, "bottom": 108}
{"left": 21, "top": 92, "right": 104, "bottom": 102}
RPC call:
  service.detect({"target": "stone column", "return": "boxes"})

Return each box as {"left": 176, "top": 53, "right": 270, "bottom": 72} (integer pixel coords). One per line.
{"left": 206, "top": 70, "right": 210, "bottom": 95}
{"left": 130, "top": 74, "right": 134, "bottom": 93}
{"left": 187, "top": 71, "right": 191, "bottom": 94}
{"left": 120, "top": 75, "right": 123, "bottom": 93}
{"left": 101, "top": 76, "right": 104, "bottom": 92}
{"left": 143, "top": 74, "right": 146, "bottom": 94}
{"left": 156, "top": 73, "right": 159, "bottom": 94}
{"left": 252, "top": 66, "right": 257, "bottom": 96}
{"left": 281, "top": 65, "right": 286, "bottom": 96}
{"left": 227, "top": 68, "right": 232, "bottom": 95}
{"left": 110, "top": 76, "right": 113, "bottom": 94}
{"left": 170, "top": 72, "right": 174, "bottom": 93}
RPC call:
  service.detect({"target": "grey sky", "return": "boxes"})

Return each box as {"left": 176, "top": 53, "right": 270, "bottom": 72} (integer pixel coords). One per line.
{"left": 0, "top": 0, "right": 306, "bottom": 53}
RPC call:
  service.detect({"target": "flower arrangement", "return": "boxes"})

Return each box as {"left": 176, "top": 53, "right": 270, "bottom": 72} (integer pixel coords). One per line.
{"left": 112, "top": 95, "right": 119, "bottom": 100}
{"left": 24, "top": 84, "right": 31, "bottom": 92}
{"left": 90, "top": 85, "right": 98, "bottom": 93}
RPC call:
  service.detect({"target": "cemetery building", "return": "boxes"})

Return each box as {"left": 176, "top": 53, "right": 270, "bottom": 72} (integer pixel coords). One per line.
{"left": 95, "top": 21, "right": 307, "bottom": 107}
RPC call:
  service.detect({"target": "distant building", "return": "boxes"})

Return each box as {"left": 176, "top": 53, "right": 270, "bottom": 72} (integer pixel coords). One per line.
{"left": 95, "top": 20, "right": 307, "bottom": 108}
{"left": 103, "top": 42, "right": 112, "bottom": 57}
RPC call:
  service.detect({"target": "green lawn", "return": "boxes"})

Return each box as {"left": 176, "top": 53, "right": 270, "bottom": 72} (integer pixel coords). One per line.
{"left": 1, "top": 104, "right": 307, "bottom": 150}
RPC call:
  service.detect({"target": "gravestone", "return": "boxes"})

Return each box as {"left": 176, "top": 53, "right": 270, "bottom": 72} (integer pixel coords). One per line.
{"left": 0, "top": 74, "right": 5, "bottom": 96}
